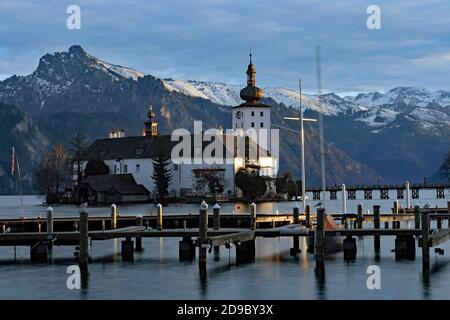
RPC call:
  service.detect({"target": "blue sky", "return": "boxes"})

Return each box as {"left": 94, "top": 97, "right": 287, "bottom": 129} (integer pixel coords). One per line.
{"left": 1, "top": 0, "right": 450, "bottom": 95}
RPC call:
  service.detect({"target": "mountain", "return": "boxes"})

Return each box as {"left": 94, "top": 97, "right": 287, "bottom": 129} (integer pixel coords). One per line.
{"left": 0, "top": 102, "right": 50, "bottom": 194}
{"left": 0, "top": 45, "right": 448, "bottom": 193}
{"left": 162, "top": 79, "right": 450, "bottom": 183}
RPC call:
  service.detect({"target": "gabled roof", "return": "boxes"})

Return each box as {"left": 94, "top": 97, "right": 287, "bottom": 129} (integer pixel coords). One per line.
{"left": 82, "top": 135, "right": 174, "bottom": 161}
{"left": 83, "top": 174, "right": 150, "bottom": 195}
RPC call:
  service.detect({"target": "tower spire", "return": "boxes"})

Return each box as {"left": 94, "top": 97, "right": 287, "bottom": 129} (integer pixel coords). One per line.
{"left": 143, "top": 102, "right": 158, "bottom": 136}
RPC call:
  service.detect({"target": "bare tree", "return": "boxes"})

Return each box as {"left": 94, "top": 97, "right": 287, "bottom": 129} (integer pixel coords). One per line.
{"left": 440, "top": 150, "right": 450, "bottom": 182}
{"left": 36, "top": 144, "right": 71, "bottom": 203}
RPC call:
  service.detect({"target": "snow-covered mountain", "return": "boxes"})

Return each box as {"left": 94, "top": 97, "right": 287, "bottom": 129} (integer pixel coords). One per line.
{"left": 162, "top": 78, "right": 450, "bottom": 134}
{"left": 162, "top": 78, "right": 367, "bottom": 115}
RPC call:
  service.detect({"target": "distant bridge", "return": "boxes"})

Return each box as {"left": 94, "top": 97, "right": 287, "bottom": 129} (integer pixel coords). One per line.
{"left": 306, "top": 183, "right": 450, "bottom": 201}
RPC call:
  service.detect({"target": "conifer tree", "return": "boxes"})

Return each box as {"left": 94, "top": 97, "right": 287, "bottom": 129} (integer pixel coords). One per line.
{"left": 152, "top": 140, "right": 172, "bottom": 204}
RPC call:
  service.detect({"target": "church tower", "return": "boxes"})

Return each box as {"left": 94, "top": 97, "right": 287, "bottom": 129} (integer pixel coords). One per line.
{"left": 232, "top": 52, "right": 271, "bottom": 153}
{"left": 143, "top": 103, "right": 158, "bottom": 136}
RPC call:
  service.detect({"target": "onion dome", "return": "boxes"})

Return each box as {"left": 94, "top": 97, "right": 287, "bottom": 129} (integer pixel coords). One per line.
{"left": 239, "top": 52, "right": 264, "bottom": 103}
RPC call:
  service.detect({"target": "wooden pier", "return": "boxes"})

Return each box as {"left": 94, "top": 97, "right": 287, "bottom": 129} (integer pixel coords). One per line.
{"left": 307, "top": 182, "right": 450, "bottom": 201}
{"left": 0, "top": 201, "right": 449, "bottom": 282}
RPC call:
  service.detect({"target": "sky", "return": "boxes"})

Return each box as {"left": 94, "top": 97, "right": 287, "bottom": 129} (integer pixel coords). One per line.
{"left": 1, "top": 0, "right": 450, "bottom": 95}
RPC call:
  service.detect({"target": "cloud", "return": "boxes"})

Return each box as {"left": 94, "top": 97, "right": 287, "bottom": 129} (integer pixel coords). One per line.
{"left": 0, "top": 0, "right": 450, "bottom": 93}
{"left": 410, "top": 53, "right": 450, "bottom": 66}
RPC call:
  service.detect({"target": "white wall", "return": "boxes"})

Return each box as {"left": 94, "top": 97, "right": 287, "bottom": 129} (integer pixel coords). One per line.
{"left": 82, "top": 158, "right": 235, "bottom": 197}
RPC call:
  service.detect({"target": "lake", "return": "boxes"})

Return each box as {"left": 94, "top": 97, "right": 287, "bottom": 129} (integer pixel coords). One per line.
{"left": 0, "top": 193, "right": 449, "bottom": 299}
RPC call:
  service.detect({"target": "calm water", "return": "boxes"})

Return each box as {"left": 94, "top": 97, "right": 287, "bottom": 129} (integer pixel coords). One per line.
{"left": 0, "top": 194, "right": 449, "bottom": 299}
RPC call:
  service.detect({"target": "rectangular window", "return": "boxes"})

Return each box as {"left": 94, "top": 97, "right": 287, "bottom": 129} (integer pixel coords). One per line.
{"left": 136, "top": 164, "right": 140, "bottom": 173}
{"left": 260, "top": 111, "right": 263, "bottom": 116}
{"left": 251, "top": 111, "right": 255, "bottom": 116}
{"left": 123, "top": 164, "right": 128, "bottom": 173}
{"left": 251, "top": 122, "right": 255, "bottom": 127}
{"left": 260, "top": 122, "right": 264, "bottom": 128}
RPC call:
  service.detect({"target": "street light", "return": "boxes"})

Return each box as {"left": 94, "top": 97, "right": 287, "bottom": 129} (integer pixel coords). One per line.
{"left": 284, "top": 79, "right": 317, "bottom": 215}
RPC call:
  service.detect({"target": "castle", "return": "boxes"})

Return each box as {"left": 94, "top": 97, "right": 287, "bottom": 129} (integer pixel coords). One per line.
{"left": 78, "top": 54, "right": 278, "bottom": 203}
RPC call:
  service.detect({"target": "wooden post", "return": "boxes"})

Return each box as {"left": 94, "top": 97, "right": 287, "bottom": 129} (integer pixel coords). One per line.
{"left": 46, "top": 207, "right": 54, "bottom": 261}
{"left": 199, "top": 201, "right": 208, "bottom": 281}
{"left": 135, "top": 214, "right": 143, "bottom": 251}
{"left": 357, "top": 203, "right": 363, "bottom": 229}
{"left": 305, "top": 205, "right": 311, "bottom": 228}
{"left": 315, "top": 207, "right": 325, "bottom": 277}
{"left": 393, "top": 200, "right": 399, "bottom": 214}
{"left": 414, "top": 205, "right": 421, "bottom": 230}
{"left": 421, "top": 209, "right": 430, "bottom": 274}
{"left": 179, "top": 236, "right": 195, "bottom": 262}
{"left": 213, "top": 203, "right": 220, "bottom": 259}
{"left": 373, "top": 205, "right": 380, "bottom": 257}
{"left": 157, "top": 203, "right": 163, "bottom": 231}
{"left": 437, "top": 217, "right": 442, "bottom": 230}
{"left": 121, "top": 237, "right": 134, "bottom": 262}
{"left": 406, "top": 181, "right": 411, "bottom": 208}
{"left": 213, "top": 203, "right": 220, "bottom": 230}
{"left": 448, "top": 201, "right": 450, "bottom": 229}
{"left": 250, "top": 202, "right": 256, "bottom": 230}
{"left": 343, "top": 235, "right": 357, "bottom": 261}
{"left": 291, "top": 207, "right": 300, "bottom": 257}
{"left": 79, "top": 211, "right": 89, "bottom": 272}
{"left": 341, "top": 184, "right": 347, "bottom": 214}
{"left": 293, "top": 206, "right": 300, "bottom": 225}
{"left": 110, "top": 203, "right": 117, "bottom": 229}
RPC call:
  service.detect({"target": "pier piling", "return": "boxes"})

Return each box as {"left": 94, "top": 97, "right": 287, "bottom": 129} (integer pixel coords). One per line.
{"left": 290, "top": 206, "right": 300, "bottom": 257}
{"left": 393, "top": 200, "right": 399, "bottom": 214}
{"left": 30, "top": 242, "right": 48, "bottom": 263}
{"left": 79, "top": 211, "right": 89, "bottom": 272}
{"left": 46, "top": 206, "right": 53, "bottom": 261}
{"left": 373, "top": 205, "right": 381, "bottom": 258}
{"left": 236, "top": 240, "right": 256, "bottom": 264}
{"left": 343, "top": 235, "right": 357, "bottom": 261}
{"left": 315, "top": 207, "right": 325, "bottom": 278}
{"left": 121, "top": 237, "right": 134, "bottom": 262}
{"left": 305, "top": 205, "right": 311, "bottom": 228}
{"left": 198, "top": 201, "right": 208, "bottom": 281}
{"left": 213, "top": 204, "right": 220, "bottom": 259}
{"left": 395, "top": 235, "right": 415, "bottom": 260}
{"left": 157, "top": 203, "right": 163, "bottom": 231}
{"left": 414, "top": 206, "right": 421, "bottom": 230}
{"left": 421, "top": 210, "right": 430, "bottom": 274}
{"left": 357, "top": 204, "right": 363, "bottom": 229}
{"left": 179, "top": 236, "right": 195, "bottom": 262}
{"left": 250, "top": 202, "right": 256, "bottom": 230}
{"left": 213, "top": 203, "right": 220, "bottom": 231}
{"left": 111, "top": 204, "right": 117, "bottom": 229}
{"left": 135, "top": 214, "right": 143, "bottom": 251}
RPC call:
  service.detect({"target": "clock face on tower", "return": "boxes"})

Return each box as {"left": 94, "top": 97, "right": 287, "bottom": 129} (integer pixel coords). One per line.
{"left": 236, "top": 111, "right": 242, "bottom": 119}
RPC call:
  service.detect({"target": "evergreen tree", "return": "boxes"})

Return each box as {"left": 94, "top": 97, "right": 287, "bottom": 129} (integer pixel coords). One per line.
{"left": 152, "top": 140, "right": 172, "bottom": 204}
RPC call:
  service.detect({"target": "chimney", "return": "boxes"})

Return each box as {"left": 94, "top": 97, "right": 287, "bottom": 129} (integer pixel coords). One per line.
{"left": 109, "top": 129, "right": 125, "bottom": 139}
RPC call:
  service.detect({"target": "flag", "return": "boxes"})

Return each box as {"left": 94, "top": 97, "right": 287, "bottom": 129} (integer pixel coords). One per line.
{"left": 11, "top": 147, "right": 15, "bottom": 176}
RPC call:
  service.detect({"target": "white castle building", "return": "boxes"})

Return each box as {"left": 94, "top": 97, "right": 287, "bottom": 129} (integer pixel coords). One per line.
{"left": 79, "top": 55, "right": 278, "bottom": 203}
